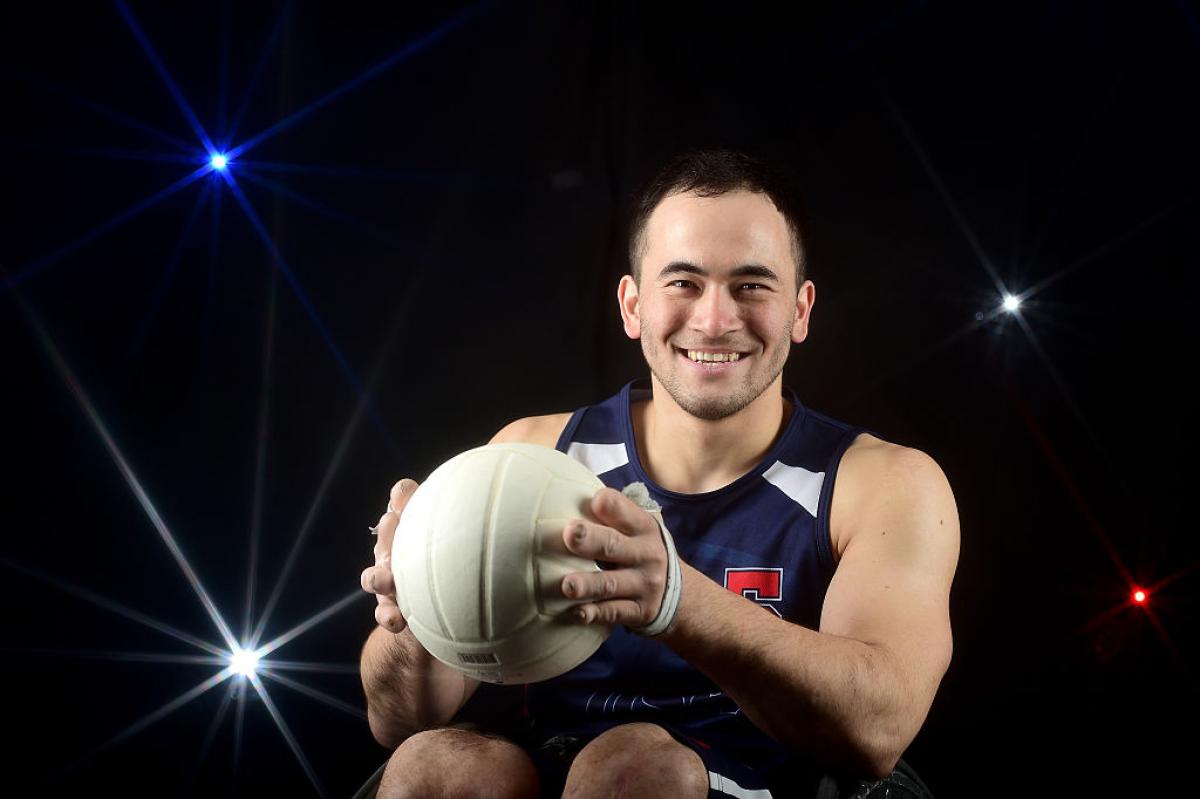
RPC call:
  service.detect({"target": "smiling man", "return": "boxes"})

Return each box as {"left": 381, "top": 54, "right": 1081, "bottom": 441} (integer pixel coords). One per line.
{"left": 359, "top": 150, "right": 959, "bottom": 799}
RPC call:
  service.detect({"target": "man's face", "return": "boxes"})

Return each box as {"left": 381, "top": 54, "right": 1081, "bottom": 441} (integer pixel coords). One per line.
{"left": 618, "top": 190, "right": 814, "bottom": 421}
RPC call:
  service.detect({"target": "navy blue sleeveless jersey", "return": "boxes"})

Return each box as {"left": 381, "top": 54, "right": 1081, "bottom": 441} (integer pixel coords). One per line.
{"left": 521, "top": 378, "right": 873, "bottom": 762}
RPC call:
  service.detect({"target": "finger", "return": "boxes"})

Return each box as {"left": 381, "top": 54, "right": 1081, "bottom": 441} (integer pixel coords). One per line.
{"left": 561, "top": 568, "right": 647, "bottom": 603}
{"left": 373, "top": 511, "right": 400, "bottom": 561}
{"left": 375, "top": 604, "right": 407, "bottom": 633}
{"left": 562, "top": 520, "right": 635, "bottom": 565}
{"left": 571, "top": 599, "right": 648, "bottom": 627}
{"left": 388, "top": 478, "right": 420, "bottom": 516}
{"left": 589, "top": 487, "right": 659, "bottom": 540}
{"left": 361, "top": 565, "right": 395, "bottom": 597}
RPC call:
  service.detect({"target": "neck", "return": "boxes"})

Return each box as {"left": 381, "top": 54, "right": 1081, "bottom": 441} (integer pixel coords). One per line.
{"left": 633, "top": 376, "right": 793, "bottom": 494}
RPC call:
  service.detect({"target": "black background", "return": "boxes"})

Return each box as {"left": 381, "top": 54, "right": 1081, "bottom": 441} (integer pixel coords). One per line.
{"left": 2, "top": 1, "right": 1196, "bottom": 796}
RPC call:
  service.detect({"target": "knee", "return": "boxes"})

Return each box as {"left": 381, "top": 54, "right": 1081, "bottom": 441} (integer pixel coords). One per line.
{"left": 564, "top": 723, "right": 707, "bottom": 799}
{"left": 377, "top": 727, "right": 538, "bottom": 799}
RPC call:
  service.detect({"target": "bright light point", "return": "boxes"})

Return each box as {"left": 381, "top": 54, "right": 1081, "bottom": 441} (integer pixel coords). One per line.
{"left": 230, "top": 647, "right": 260, "bottom": 677}
{"left": 1133, "top": 589, "right": 1147, "bottom": 604}
{"left": 1002, "top": 294, "right": 1021, "bottom": 313}
{"left": 210, "top": 154, "right": 228, "bottom": 170}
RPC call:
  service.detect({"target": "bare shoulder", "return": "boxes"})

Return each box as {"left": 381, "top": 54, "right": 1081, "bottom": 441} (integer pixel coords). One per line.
{"left": 488, "top": 413, "right": 573, "bottom": 448}
{"left": 830, "top": 433, "right": 958, "bottom": 560}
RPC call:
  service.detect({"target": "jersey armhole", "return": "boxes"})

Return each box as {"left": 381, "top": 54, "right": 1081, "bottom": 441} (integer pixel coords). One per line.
{"left": 815, "top": 427, "right": 879, "bottom": 579}
{"left": 554, "top": 407, "right": 587, "bottom": 453}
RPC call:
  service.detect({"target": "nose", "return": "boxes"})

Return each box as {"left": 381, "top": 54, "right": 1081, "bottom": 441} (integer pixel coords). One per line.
{"left": 689, "top": 284, "right": 742, "bottom": 340}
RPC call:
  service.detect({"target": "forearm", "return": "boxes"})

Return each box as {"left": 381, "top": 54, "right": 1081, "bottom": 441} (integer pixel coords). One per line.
{"left": 662, "top": 564, "right": 915, "bottom": 779}
{"left": 360, "top": 625, "right": 475, "bottom": 748}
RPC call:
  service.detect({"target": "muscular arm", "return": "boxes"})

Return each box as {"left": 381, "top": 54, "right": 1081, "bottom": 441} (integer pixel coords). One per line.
{"left": 359, "top": 413, "right": 571, "bottom": 748}
{"left": 661, "top": 444, "right": 959, "bottom": 778}
{"left": 361, "top": 625, "right": 477, "bottom": 748}
{"left": 359, "top": 475, "right": 479, "bottom": 748}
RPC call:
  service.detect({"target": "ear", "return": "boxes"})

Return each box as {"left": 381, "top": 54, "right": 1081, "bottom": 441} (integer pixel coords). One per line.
{"left": 792, "top": 280, "right": 816, "bottom": 344}
{"left": 618, "top": 274, "right": 641, "bottom": 339}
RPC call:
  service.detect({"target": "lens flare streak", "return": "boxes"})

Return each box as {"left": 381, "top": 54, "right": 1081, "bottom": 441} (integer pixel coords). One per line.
{"left": 236, "top": 167, "right": 411, "bottom": 250}
{"left": 218, "top": 171, "right": 382, "bottom": 424}
{"left": 6, "top": 164, "right": 211, "bottom": 291}
{"left": 233, "top": 679, "right": 248, "bottom": 786}
{"left": 7, "top": 140, "right": 205, "bottom": 166}
{"left": 243, "top": 266, "right": 278, "bottom": 646}
{"left": 874, "top": 78, "right": 1006, "bottom": 295}
{"left": 1022, "top": 192, "right": 1197, "bottom": 300}
{"left": 26, "top": 311, "right": 240, "bottom": 653}
{"left": 255, "top": 659, "right": 360, "bottom": 675}
{"left": 226, "top": 0, "right": 493, "bottom": 161}
{"left": 1010, "top": 313, "right": 1119, "bottom": 490}
{"left": 233, "top": 158, "right": 457, "bottom": 182}
{"left": 127, "top": 179, "right": 213, "bottom": 358}
{"left": 248, "top": 673, "right": 328, "bottom": 799}
{"left": 225, "top": 2, "right": 291, "bottom": 145}
{"left": 113, "top": 0, "right": 216, "bottom": 154}
{"left": 848, "top": 311, "right": 995, "bottom": 407}
{"left": 27, "top": 76, "right": 198, "bottom": 152}
{"left": 55, "top": 666, "right": 237, "bottom": 785}
{"left": 1006, "top": 381, "right": 1134, "bottom": 587}
{"left": 188, "top": 679, "right": 240, "bottom": 787}
{"left": 259, "top": 668, "right": 369, "bottom": 721}
{"left": 253, "top": 590, "right": 363, "bottom": 657}
{"left": 0, "top": 648, "right": 229, "bottom": 667}
{"left": 0, "top": 555, "right": 227, "bottom": 658}
{"left": 246, "top": 426, "right": 384, "bottom": 650}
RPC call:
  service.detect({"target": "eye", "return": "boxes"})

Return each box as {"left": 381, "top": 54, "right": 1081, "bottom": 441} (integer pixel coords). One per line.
{"left": 739, "top": 283, "right": 769, "bottom": 292}
{"left": 668, "top": 279, "right": 698, "bottom": 290}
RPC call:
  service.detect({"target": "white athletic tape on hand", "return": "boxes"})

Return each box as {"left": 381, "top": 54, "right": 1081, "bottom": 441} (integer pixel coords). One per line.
{"left": 621, "top": 482, "right": 681, "bottom": 637}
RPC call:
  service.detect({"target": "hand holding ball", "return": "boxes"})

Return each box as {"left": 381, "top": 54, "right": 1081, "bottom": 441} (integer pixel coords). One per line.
{"left": 392, "top": 444, "right": 611, "bottom": 683}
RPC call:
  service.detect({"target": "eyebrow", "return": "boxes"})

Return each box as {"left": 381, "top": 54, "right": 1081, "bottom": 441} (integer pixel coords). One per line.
{"left": 656, "top": 261, "right": 781, "bottom": 283}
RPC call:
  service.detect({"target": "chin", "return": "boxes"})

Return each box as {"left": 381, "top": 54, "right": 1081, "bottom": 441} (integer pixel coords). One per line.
{"left": 678, "top": 394, "right": 757, "bottom": 421}
{"left": 660, "top": 376, "right": 761, "bottom": 421}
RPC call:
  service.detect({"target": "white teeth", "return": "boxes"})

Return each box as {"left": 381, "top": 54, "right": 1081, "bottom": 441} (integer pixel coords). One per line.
{"left": 686, "top": 350, "right": 740, "bottom": 362}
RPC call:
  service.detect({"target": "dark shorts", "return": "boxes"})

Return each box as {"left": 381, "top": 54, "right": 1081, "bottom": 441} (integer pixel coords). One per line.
{"left": 449, "top": 690, "right": 933, "bottom": 799}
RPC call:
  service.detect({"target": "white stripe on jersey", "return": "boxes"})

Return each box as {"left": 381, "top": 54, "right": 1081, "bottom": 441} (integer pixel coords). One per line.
{"left": 567, "top": 441, "right": 629, "bottom": 475}
{"left": 709, "top": 771, "right": 774, "bottom": 798}
{"left": 761, "top": 460, "right": 824, "bottom": 518}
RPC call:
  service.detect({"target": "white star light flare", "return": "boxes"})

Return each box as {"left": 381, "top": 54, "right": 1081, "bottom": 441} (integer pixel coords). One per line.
{"left": 230, "top": 646, "right": 262, "bottom": 677}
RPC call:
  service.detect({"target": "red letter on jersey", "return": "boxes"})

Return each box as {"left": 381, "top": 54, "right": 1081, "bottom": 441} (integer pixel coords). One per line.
{"left": 724, "top": 567, "right": 783, "bottom": 602}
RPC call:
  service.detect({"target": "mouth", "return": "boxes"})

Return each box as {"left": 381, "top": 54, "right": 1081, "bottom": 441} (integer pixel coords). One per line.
{"left": 674, "top": 346, "right": 750, "bottom": 370}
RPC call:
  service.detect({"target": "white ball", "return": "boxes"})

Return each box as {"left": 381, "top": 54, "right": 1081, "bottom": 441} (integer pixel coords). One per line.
{"left": 392, "top": 443, "right": 610, "bottom": 683}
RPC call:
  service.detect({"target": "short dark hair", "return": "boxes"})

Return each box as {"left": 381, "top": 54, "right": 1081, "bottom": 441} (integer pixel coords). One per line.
{"left": 626, "top": 149, "right": 809, "bottom": 288}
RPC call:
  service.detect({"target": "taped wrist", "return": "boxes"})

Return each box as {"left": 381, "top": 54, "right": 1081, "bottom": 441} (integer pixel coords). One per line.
{"left": 621, "top": 482, "right": 681, "bottom": 637}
